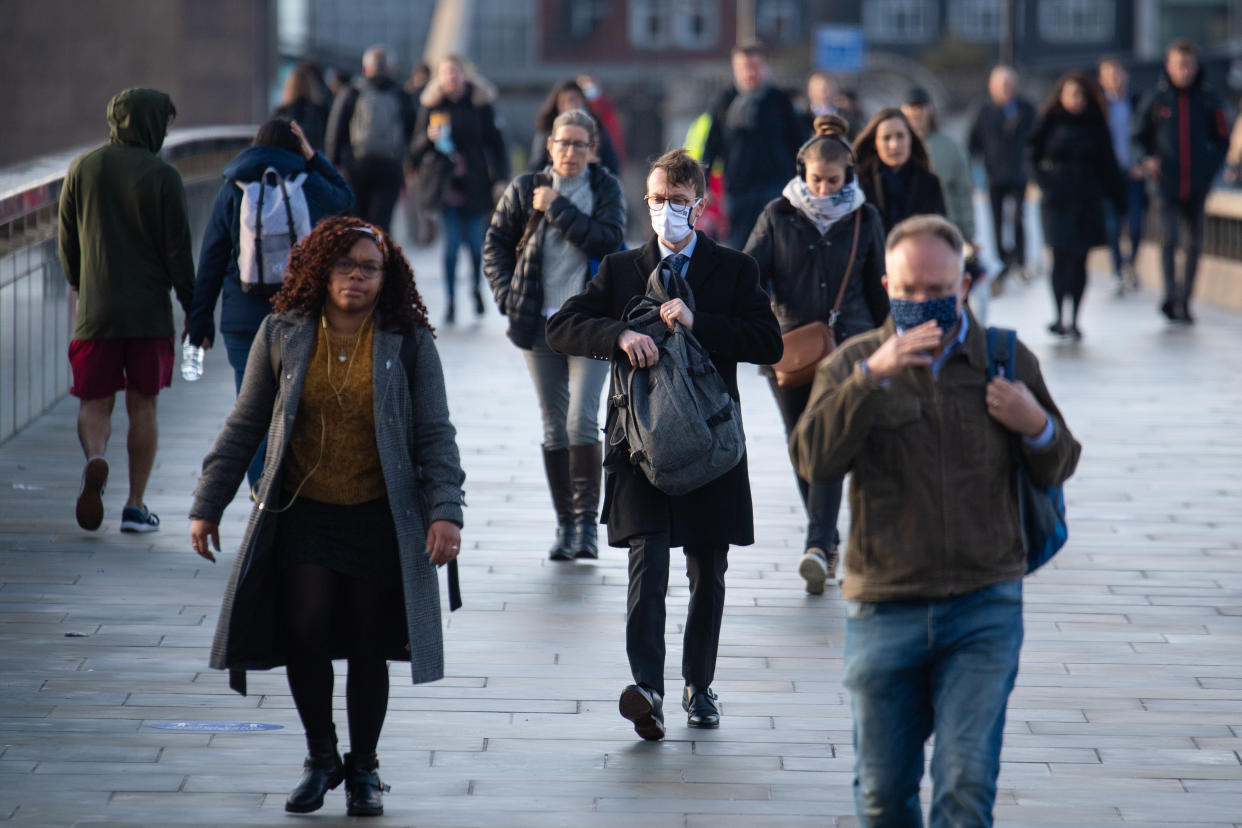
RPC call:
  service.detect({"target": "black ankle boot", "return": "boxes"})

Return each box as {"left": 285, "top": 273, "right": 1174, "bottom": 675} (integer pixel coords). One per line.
{"left": 344, "top": 751, "right": 389, "bottom": 816}
{"left": 285, "top": 736, "right": 344, "bottom": 813}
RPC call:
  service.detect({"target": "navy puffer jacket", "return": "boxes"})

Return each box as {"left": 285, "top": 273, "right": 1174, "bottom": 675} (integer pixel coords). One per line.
{"left": 188, "top": 146, "right": 353, "bottom": 346}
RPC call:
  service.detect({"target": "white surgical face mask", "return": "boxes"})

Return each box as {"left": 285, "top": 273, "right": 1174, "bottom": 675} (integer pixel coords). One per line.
{"left": 649, "top": 199, "right": 700, "bottom": 243}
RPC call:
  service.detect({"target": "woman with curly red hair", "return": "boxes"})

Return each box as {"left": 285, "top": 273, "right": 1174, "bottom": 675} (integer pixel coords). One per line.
{"left": 189, "top": 217, "right": 466, "bottom": 817}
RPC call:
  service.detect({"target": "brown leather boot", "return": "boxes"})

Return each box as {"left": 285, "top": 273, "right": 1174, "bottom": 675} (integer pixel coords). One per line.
{"left": 542, "top": 447, "right": 574, "bottom": 560}
{"left": 568, "top": 443, "right": 603, "bottom": 559}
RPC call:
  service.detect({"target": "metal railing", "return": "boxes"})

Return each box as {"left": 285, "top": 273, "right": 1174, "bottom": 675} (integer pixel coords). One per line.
{"left": 0, "top": 127, "right": 254, "bottom": 444}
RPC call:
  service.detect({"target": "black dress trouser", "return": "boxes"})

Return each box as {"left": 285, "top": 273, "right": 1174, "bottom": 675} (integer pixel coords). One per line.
{"left": 626, "top": 532, "right": 728, "bottom": 698}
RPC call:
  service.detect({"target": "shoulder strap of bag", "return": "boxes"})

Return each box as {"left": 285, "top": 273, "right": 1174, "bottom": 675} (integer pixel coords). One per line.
{"left": 278, "top": 175, "right": 297, "bottom": 239}
{"left": 399, "top": 334, "right": 462, "bottom": 612}
{"left": 986, "top": 326, "right": 1018, "bottom": 381}
{"left": 828, "top": 210, "right": 862, "bottom": 328}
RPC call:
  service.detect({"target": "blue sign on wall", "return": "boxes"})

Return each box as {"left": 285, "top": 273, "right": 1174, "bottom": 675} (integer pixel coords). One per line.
{"left": 814, "top": 25, "right": 865, "bottom": 74}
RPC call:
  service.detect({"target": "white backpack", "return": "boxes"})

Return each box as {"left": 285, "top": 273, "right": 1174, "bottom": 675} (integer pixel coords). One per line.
{"left": 237, "top": 168, "right": 312, "bottom": 296}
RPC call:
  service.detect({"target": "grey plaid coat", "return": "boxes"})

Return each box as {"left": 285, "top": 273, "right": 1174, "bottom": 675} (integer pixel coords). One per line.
{"left": 191, "top": 312, "right": 465, "bottom": 695}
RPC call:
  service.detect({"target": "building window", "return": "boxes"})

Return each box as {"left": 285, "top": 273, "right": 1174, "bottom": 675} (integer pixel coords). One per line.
{"left": 569, "top": 0, "right": 611, "bottom": 37}
{"left": 950, "top": 0, "right": 1005, "bottom": 42}
{"left": 757, "top": 0, "right": 801, "bottom": 44}
{"left": 863, "top": 0, "right": 938, "bottom": 43}
{"left": 1038, "top": 0, "right": 1115, "bottom": 43}
{"left": 1155, "top": 0, "right": 1234, "bottom": 53}
{"left": 630, "top": 0, "right": 720, "bottom": 50}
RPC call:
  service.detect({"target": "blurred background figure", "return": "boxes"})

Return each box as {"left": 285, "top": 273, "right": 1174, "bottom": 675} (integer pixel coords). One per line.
{"left": 1029, "top": 73, "right": 1125, "bottom": 340}
{"left": 409, "top": 54, "right": 509, "bottom": 324}
{"left": 275, "top": 62, "right": 331, "bottom": 152}
{"left": 1227, "top": 94, "right": 1242, "bottom": 186}
{"left": 800, "top": 72, "right": 858, "bottom": 139}
{"left": 577, "top": 74, "right": 628, "bottom": 170}
{"left": 901, "top": 87, "right": 975, "bottom": 247}
{"left": 325, "top": 45, "right": 416, "bottom": 233}
{"left": 401, "top": 61, "right": 437, "bottom": 249}
{"left": 702, "top": 41, "right": 806, "bottom": 250}
{"left": 853, "top": 108, "right": 946, "bottom": 235}
{"left": 529, "top": 80, "right": 621, "bottom": 175}
{"left": 970, "top": 66, "right": 1035, "bottom": 293}
{"left": 1098, "top": 57, "right": 1146, "bottom": 293}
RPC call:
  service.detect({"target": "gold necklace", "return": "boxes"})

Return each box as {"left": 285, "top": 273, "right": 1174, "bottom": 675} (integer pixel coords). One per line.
{"left": 321, "top": 314, "right": 372, "bottom": 406}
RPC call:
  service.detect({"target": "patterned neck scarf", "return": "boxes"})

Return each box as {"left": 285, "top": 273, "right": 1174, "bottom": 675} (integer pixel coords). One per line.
{"left": 781, "top": 177, "right": 866, "bottom": 235}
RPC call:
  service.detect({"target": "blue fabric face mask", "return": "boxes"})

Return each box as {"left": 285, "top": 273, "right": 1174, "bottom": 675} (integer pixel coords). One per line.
{"left": 889, "top": 296, "right": 959, "bottom": 333}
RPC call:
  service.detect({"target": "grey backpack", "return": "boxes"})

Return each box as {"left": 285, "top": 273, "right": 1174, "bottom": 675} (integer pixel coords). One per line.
{"left": 349, "top": 84, "right": 405, "bottom": 162}
{"left": 607, "top": 261, "right": 745, "bottom": 496}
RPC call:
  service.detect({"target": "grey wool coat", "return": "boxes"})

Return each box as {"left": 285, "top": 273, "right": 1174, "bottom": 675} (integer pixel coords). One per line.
{"left": 191, "top": 312, "right": 466, "bottom": 695}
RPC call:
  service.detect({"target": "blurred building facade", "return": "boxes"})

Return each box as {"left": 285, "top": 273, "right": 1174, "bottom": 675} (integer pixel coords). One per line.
{"left": 0, "top": 0, "right": 276, "bottom": 168}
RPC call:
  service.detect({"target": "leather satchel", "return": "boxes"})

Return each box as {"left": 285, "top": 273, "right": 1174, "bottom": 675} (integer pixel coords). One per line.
{"left": 772, "top": 210, "right": 862, "bottom": 388}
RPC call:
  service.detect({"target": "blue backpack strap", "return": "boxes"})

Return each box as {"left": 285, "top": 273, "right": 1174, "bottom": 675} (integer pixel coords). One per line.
{"left": 985, "top": 327, "right": 1018, "bottom": 381}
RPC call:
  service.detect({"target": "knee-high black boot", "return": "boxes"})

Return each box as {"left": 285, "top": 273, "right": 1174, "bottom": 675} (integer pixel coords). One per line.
{"left": 285, "top": 729, "right": 344, "bottom": 813}
{"left": 543, "top": 447, "right": 574, "bottom": 560}
{"left": 569, "top": 443, "right": 603, "bottom": 559}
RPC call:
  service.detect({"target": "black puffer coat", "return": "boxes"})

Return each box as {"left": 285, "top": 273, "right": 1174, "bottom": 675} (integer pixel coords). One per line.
{"left": 1029, "top": 108, "right": 1125, "bottom": 254}
{"left": 744, "top": 197, "right": 889, "bottom": 342}
{"left": 483, "top": 164, "right": 626, "bottom": 349}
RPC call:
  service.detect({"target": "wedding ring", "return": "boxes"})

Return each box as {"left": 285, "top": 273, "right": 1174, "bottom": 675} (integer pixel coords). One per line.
{"left": 449, "top": 545, "right": 459, "bottom": 549}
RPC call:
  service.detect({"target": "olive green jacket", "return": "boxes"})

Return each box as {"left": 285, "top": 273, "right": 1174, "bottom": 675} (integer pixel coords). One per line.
{"left": 790, "top": 311, "right": 1081, "bottom": 601}
{"left": 58, "top": 88, "right": 195, "bottom": 340}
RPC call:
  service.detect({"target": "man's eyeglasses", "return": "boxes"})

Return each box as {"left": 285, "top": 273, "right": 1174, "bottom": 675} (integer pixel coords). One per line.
{"left": 644, "top": 195, "right": 701, "bottom": 215}
{"left": 551, "top": 139, "right": 592, "bottom": 153}
{"left": 332, "top": 258, "right": 383, "bottom": 279}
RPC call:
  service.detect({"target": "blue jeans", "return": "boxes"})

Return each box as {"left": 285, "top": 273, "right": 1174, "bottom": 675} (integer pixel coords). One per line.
{"left": 441, "top": 205, "right": 485, "bottom": 309}
{"left": 843, "top": 580, "right": 1024, "bottom": 828}
{"left": 1104, "top": 177, "right": 1148, "bottom": 276}
{"left": 222, "top": 331, "right": 266, "bottom": 490}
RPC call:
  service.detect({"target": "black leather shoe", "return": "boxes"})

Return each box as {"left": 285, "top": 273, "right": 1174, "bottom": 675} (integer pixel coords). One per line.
{"left": 1160, "top": 299, "right": 1178, "bottom": 321}
{"left": 285, "top": 743, "right": 344, "bottom": 813}
{"left": 472, "top": 287, "right": 486, "bottom": 316}
{"left": 343, "top": 751, "right": 390, "bottom": 817}
{"left": 682, "top": 685, "right": 720, "bottom": 729}
{"left": 619, "top": 684, "right": 665, "bottom": 741}
{"left": 549, "top": 523, "right": 575, "bottom": 561}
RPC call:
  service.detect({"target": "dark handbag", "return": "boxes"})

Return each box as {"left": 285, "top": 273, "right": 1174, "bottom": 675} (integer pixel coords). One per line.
{"left": 771, "top": 210, "right": 862, "bottom": 388}
{"left": 986, "top": 327, "right": 1069, "bottom": 573}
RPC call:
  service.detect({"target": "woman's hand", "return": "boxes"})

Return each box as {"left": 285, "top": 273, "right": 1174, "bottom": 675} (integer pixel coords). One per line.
{"left": 426, "top": 520, "right": 462, "bottom": 566}
{"left": 532, "top": 185, "right": 557, "bottom": 212}
{"left": 290, "top": 120, "right": 315, "bottom": 161}
{"left": 190, "top": 518, "right": 220, "bottom": 563}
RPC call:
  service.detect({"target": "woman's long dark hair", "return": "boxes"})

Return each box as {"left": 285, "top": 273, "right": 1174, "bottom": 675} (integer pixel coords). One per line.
{"left": 272, "top": 216, "right": 433, "bottom": 337}
{"left": 1041, "top": 72, "right": 1108, "bottom": 123}
{"left": 852, "top": 108, "right": 932, "bottom": 174}
{"left": 535, "top": 79, "right": 588, "bottom": 133}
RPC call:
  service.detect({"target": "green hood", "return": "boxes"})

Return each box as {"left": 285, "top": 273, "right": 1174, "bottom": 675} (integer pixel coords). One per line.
{"left": 107, "top": 88, "right": 176, "bottom": 153}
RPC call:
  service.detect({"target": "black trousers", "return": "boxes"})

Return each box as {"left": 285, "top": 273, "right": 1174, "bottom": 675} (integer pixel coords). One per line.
{"left": 1050, "top": 249, "right": 1088, "bottom": 323}
{"left": 988, "top": 182, "right": 1026, "bottom": 268}
{"left": 626, "top": 532, "right": 728, "bottom": 697}
{"left": 1159, "top": 197, "right": 1207, "bottom": 307}
{"left": 766, "top": 375, "right": 842, "bottom": 551}
{"left": 347, "top": 157, "right": 404, "bottom": 233}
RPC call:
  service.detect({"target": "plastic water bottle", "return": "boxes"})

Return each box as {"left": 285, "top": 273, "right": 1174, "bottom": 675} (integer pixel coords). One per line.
{"left": 181, "top": 341, "right": 204, "bottom": 382}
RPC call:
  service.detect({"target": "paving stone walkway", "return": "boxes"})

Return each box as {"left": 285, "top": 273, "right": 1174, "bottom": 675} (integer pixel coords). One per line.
{"left": 1, "top": 243, "right": 1240, "bottom": 827}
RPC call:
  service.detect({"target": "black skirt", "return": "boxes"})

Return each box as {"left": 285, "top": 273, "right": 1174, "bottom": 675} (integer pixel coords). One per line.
{"left": 276, "top": 495, "right": 401, "bottom": 583}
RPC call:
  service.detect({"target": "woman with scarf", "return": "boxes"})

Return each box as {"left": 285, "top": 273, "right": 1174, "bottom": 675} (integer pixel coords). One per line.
{"left": 1029, "top": 72, "right": 1124, "bottom": 339}
{"left": 853, "top": 108, "right": 946, "bottom": 235}
{"left": 743, "top": 114, "right": 888, "bottom": 595}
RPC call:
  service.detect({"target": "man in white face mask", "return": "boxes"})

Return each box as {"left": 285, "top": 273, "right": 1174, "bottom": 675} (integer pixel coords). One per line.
{"left": 547, "top": 149, "right": 782, "bottom": 742}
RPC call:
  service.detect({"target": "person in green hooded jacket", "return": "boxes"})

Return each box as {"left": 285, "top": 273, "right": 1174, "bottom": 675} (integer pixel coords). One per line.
{"left": 58, "top": 87, "right": 196, "bottom": 534}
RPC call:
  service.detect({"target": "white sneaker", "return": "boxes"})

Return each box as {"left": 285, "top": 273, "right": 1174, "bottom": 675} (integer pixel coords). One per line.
{"left": 799, "top": 548, "right": 829, "bottom": 595}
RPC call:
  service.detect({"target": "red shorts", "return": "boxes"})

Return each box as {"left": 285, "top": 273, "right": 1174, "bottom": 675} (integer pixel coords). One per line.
{"left": 69, "top": 337, "right": 175, "bottom": 400}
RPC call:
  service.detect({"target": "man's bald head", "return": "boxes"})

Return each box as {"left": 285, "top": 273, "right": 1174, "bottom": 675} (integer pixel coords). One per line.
{"left": 988, "top": 66, "right": 1018, "bottom": 105}
{"left": 883, "top": 215, "right": 968, "bottom": 303}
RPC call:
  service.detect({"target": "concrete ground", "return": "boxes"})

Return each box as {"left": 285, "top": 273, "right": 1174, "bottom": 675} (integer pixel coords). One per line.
{"left": 1, "top": 236, "right": 1241, "bottom": 826}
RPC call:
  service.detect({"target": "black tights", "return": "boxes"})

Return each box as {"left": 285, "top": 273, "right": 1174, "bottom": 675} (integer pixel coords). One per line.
{"left": 281, "top": 563, "right": 398, "bottom": 756}
{"left": 1050, "top": 250, "right": 1088, "bottom": 326}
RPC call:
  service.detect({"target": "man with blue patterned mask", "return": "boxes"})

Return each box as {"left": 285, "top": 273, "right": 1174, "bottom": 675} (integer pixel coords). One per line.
{"left": 789, "top": 214, "right": 1081, "bottom": 826}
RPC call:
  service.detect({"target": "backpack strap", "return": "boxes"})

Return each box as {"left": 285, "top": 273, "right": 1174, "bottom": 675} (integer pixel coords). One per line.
{"left": 399, "top": 334, "right": 461, "bottom": 612}
{"left": 985, "top": 326, "right": 1018, "bottom": 381}
{"left": 278, "top": 174, "right": 297, "bottom": 240}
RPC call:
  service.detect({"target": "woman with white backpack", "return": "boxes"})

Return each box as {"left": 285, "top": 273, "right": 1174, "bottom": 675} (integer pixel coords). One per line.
{"left": 189, "top": 119, "right": 353, "bottom": 487}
